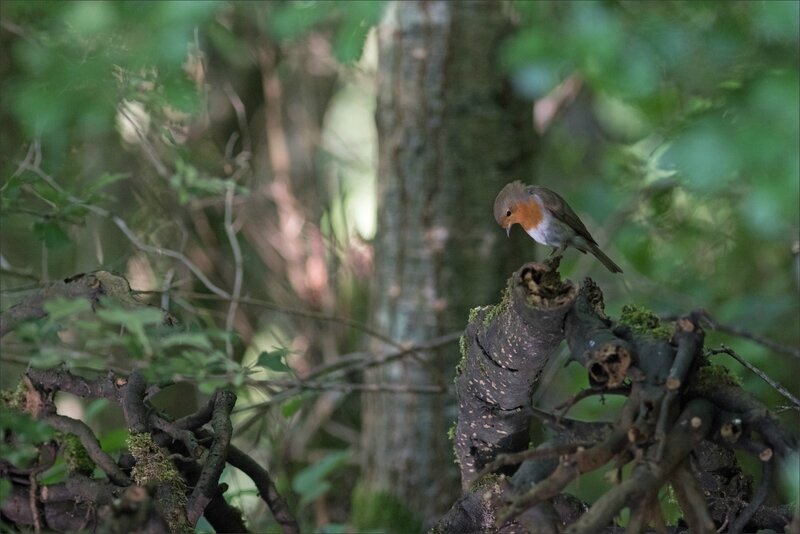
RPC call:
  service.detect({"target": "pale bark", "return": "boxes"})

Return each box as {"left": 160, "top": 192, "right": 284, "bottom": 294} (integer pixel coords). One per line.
{"left": 361, "top": 0, "right": 534, "bottom": 524}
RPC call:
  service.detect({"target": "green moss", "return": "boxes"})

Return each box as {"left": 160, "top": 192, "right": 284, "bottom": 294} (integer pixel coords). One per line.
{"left": 456, "top": 335, "right": 468, "bottom": 376}
{"left": 619, "top": 304, "right": 672, "bottom": 340}
{"left": 483, "top": 285, "right": 512, "bottom": 327}
{"left": 467, "top": 306, "right": 482, "bottom": 324}
{"left": 665, "top": 483, "right": 678, "bottom": 506}
{"left": 1, "top": 382, "right": 28, "bottom": 410}
{"left": 60, "top": 433, "right": 94, "bottom": 475}
{"left": 448, "top": 422, "right": 462, "bottom": 467}
{"left": 352, "top": 484, "right": 422, "bottom": 533}
{"left": 127, "top": 432, "right": 190, "bottom": 533}
{"left": 469, "top": 472, "right": 500, "bottom": 493}
{"left": 447, "top": 420, "right": 457, "bottom": 441}
{"left": 688, "top": 364, "right": 742, "bottom": 395}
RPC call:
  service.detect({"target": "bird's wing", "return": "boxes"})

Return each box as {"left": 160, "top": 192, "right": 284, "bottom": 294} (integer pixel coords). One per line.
{"left": 529, "top": 186, "right": 598, "bottom": 245}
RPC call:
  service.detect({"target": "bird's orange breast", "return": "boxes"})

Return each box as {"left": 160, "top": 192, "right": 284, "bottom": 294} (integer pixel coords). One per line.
{"left": 515, "top": 199, "right": 544, "bottom": 232}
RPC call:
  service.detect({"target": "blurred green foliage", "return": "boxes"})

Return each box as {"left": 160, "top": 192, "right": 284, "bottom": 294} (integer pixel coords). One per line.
{"left": 0, "top": 0, "right": 797, "bottom": 530}
{"left": 0, "top": 409, "right": 54, "bottom": 468}
{"left": 292, "top": 449, "right": 351, "bottom": 508}
{"left": 4, "top": 1, "right": 216, "bottom": 144}
{"left": 503, "top": 1, "right": 799, "bottom": 346}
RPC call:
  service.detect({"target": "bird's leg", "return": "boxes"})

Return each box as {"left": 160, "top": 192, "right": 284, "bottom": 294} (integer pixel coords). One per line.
{"left": 548, "top": 244, "right": 566, "bottom": 259}
{"left": 544, "top": 244, "right": 565, "bottom": 271}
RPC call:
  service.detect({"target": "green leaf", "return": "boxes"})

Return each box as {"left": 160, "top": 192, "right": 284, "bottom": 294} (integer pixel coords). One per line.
{"left": 298, "top": 481, "right": 331, "bottom": 508}
{"left": 31, "top": 347, "right": 69, "bottom": 368}
{"left": 38, "top": 457, "right": 68, "bottom": 485}
{"left": 96, "top": 306, "right": 164, "bottom": 355}
{"left": 332, "top": 1, "right": 385, "bottom": 63}
{"left": 83, "top": 399, "right": 110, "bottom": 422}
{"left": 43, "top": 297, "right": 92, "bottom": 320}
{"left": 95, "top": 306, "right": 164, "bottom": 327}
{"left": 291, "top": 449, "right": 351, "bottom": 507}
{"left": 86, "top": 172, "right": 129, "bottom": 195}
{"left": 0, "top": 410, "right": 54, "bottom": 468}
{"left": 99, "top": 428, "right": 129, "bottom": 453}
{"left": 158, "top": 332, "right": 213, "bottom": 350}
{"left": 268, "top": 1, "right": 334, "bottom": 41}
{"left": 198, "top": 379, "right": 225, "bottom": 395}
{"left": 33, "top": 220, "right": 71, "bottom": 249}
{"left": 256, "top": 348, "right": 292, "bottom": 373}
{"left": 0, "top": 478, "right": 12, "bottom": 505}
{"left": 663, "top": 119, "right": 741, "bottom": 192}
{"left": 281, "top": 392, "right": 315, "bottom": 418}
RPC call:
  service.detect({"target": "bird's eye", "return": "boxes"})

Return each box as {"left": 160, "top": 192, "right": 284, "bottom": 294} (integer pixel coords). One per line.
{"left": 506, "top": 210, "right": 512, "bottom": 217}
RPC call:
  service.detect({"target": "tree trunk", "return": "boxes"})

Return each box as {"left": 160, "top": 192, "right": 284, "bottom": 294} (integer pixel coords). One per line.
{"left": 359, "top": 1, "right": 535, "bottom": 528}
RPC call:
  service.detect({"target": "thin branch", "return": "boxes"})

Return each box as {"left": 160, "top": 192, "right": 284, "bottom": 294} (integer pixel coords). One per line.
{"left": 223, "top": 184, "right": 243, "bottom": 359}
{"left": 476, "top": 442, "right": 592, "bottom": 480}
{"left": 19, "top": 161, "right": 231, "bottom": 300}
{"left": 700, "top": 311, "right": 800, "bottom": 360}
{"left": 160, "top": 268, "right": 175, "bottom": 311}
{"left": 669, "top": 460, "right": 715, "bottom": 534}
{"left": 225, "top": 445, "right": 299, "bottom": 534}
{"left": 0, "top": 266, "right": 40, "bottom": 283}
{"left": 42, "top": 414, "right": 131, "bottom": 486}
{"left": 116, "top": 104, "right": 170, "bottom": 179}
{"left": 554, "top": 385, "right": 630, "bottom": 419}
{"left": 186, "top": 391, "right": 236, "bottom": 525}
{"left": 222, "top": 82, "right": 252, "bottom": 157}
{"left": 28, "top": 471, "right": 41, "bottom": 534}
{"left": 707, "top": 344, "right": 800, "bottom": 409}
{"left": 728, "top": 458, "right": 773, "bottom": 534}
{"left": 246, "top": 378, "right": 447, "bottom": 395}
{"left": 234, "top": 331, "right": 461, "bottom": 415}
{"left": 168, "top": 291, "right": 401, "bottom": 347}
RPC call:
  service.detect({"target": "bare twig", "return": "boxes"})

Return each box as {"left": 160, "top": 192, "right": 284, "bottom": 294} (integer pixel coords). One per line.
{"left": 0, "top": 267, "right": 40, "bottom": 283}
{"left": 160, "top": 268, "right": 175, "bottom": 311}
{"left": 117, "top": 104, "right": 170, "bottom": 179}
{"left": 476, "top": 442, "right": 592, "bottom": 480}
{"left": 700, "top": 311, "right": 800, "bottom": 360}
{"left": 226, "top": 445, "right": 299, "bottom": 534}
{"left": 728, "top": 458, "right": 773, "bottom": 534}
{"left": 42, "top": 414, "right": 131, "bottom": 486}
{"left": 236, "top": 332, "right": 461, "bottom": 415}
{"left": 186, "top": 391, "right": 236, "bottom": 525}
{"left": 19, "top": 161, "right": 231, "bottom": 299}
{"left": 707, "top": 344, "right": 800, "bottom": 409}
{"left": 246, "top": 378, "right": 447, "bottom": 395}
{"left": 222, "top": 83, "right": 252, "bottom": 157}
{"left": 554, "top": 385, "right": 630, "bottom": 419}
{"left": 28, "top": 471, "right": 41, "bottom": 534}
{"left": 669, "top": 460, "right": 715, "bottom": 534}
{"left": 175, "top": 291, "right": 401, "bottom": 347}
{"left": 223, "top": 184, "right": 243, "bottom": 359}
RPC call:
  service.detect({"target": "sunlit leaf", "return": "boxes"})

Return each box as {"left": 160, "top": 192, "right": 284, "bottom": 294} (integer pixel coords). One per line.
{"left": 256, "top": 348, "right": 293, "bottom": 373}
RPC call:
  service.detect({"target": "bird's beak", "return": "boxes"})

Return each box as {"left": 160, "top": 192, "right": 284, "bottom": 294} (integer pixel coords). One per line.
{"left": 506, "top": 226, "right": 511, "bottom": 238}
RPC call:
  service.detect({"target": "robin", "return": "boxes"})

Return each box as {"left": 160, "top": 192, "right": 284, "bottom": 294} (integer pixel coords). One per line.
{"left": 493, "top": 181, "right": 623, "bottom": 273}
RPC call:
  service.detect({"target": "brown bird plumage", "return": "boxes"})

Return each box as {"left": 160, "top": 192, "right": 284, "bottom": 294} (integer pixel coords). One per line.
{"left": 494, "top": 181, "right": 623, "bottom": 273}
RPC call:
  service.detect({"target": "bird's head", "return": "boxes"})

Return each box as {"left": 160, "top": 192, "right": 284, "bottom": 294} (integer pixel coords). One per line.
{"left": 493, "top": 181, "right": 532, "bottom": 236}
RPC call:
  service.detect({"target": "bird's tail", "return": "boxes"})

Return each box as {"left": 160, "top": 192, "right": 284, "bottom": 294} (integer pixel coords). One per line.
{"left": 587, "top": 242, "right": 623, "bottom": 273}
{"left": 575, "top": 240, "right": 623, "bottom": 274}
